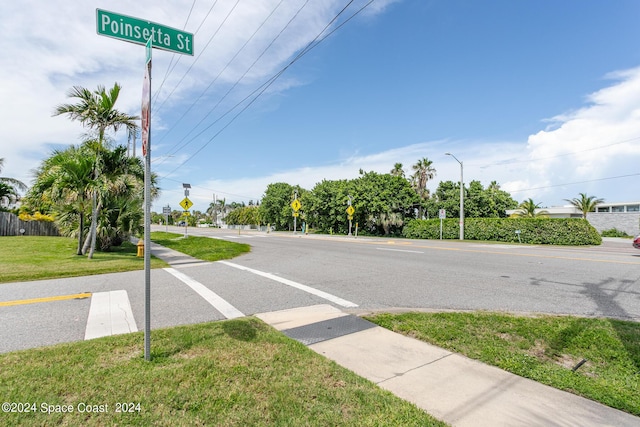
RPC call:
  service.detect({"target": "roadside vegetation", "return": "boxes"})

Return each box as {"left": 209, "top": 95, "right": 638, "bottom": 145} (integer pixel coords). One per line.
{"left": 403, "top": 217, "right": 602, "bottom": 245}
{"left": 366, "top": 311, "right": 640, "bottom": 416}
{"left": 150, "top": 232, "right": 250, "bottom": 261}
{"left": 0, "top": 236, "right": 167, "bottom": 284}
{"left": 0, "top": 319, "right": 446, "bottom": 427}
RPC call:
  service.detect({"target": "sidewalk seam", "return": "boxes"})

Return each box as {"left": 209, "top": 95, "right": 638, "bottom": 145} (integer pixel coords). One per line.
{"left": 376, "top": 352, "right": 454, "bottom": 385}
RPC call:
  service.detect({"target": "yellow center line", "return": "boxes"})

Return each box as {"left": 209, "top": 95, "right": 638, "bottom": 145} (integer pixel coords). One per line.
{"left": 0, "top": 292, "right": 92, "bottom": 307}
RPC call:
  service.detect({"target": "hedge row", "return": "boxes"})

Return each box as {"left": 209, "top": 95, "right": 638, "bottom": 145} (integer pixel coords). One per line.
{"left": 402, "top": 217, "right": 602, "bottom": 245}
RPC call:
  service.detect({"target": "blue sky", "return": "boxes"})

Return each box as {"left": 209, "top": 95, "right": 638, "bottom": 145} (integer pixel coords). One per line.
{"left": 1, "top": 0, "right": 639, "bottom": 213}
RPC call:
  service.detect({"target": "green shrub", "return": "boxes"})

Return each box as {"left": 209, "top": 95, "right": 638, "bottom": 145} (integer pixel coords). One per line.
{"left": 600, "top": 228, "right": 631, "bottom": 238}
{"left": 403, "top": 217, "right": 602, "bottom": 245}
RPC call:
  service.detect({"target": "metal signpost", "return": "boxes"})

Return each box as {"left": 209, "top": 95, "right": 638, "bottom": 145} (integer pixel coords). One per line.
{"left": 162, "top": 205, "right": 171, "bottom": 232}
{"left": 439, "top": 208, "right": 446, "bottom": 240}
{"left": 346, "top": 197, "right": 354, "bottom": 236}
{"left": 96, "top": 10, "right": 194, "bottom": 361}
{"left": 291, "top": 193, "right": 300, "bottom": 234}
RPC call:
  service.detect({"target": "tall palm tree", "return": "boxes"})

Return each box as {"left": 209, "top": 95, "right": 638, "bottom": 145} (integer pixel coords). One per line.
{"left": 0, "top": 158, "right": 27, "bottom": 206}
{"left": 515, "top": 198, "right": 548, "bottom": 217}
{"left": 410, "top": 157, "right": 436, "bottom": 218}
{"left": 53, "top": 83, "right": 139, "bottom": 258}
{"left": 390, "top": 163, "right": 405, "bottom": 178}
{"left": 564, "top": 193, "right": 604, "bottom": 219}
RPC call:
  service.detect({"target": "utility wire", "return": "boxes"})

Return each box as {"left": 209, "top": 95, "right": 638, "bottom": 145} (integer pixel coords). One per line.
{"left": 477, "top": 136, "right": 640, "bottom": 168}
{"left": 507, "top": 173, "right": 640, "bottom": 193}
{"left": 155, "top": 0, "right": 288, "bottom": 147}
{"left": 159, "top": 0, "right": 369, "bottom": 173}
{"left": 152, "top": 0, "right": 201, "bottom": 107}
{"left": 154, "top": 0, "right": 242, "bottom": 114}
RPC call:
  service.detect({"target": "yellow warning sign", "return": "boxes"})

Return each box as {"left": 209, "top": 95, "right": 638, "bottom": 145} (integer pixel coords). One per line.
{"left": 179, "top": 197, "right": 193, "bottom": 210}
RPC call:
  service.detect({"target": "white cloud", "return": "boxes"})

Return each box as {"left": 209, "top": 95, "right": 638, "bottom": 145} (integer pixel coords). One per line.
{"left": 0, "top": 0, "right": 389, "bottom": 185}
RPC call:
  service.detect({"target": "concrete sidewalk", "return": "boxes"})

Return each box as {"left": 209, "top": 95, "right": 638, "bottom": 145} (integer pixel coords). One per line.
{"left": 256, "top": 304, "right": 639, "bottom": 427}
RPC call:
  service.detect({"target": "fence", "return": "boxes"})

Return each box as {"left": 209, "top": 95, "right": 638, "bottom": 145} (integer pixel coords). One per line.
{"left": 0, "top": 212, "right": 59, "bottom": 236}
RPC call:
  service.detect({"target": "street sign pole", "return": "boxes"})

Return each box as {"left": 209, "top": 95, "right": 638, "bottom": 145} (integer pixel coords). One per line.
{"left": 97, "top": 10, "right": 193, "bottom": 362}
{"left": 142, "top": 37, "right": 152, "bottom": 361}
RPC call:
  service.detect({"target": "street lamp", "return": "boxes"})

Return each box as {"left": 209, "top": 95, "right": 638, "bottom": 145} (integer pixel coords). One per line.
{"left": 445, "top": 153, "right": 464, "bottom": 240}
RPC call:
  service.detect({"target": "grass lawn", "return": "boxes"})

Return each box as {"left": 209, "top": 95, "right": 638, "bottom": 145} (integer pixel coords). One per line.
{"left": 366, "top": 311, "right": 640, "bottom": 416}
{"left": 0, "top": 236, "right": 168, "bottom": 284}
{"left": 150, "top": 232, "right": 250, "bottom": 261}
{"left": 0, "top": 318, "right": 446, "bottom": 427}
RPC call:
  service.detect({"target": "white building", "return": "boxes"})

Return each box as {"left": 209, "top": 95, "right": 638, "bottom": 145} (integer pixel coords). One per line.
{"left": 506, "top": 202, "right": 640, "bottom": 236}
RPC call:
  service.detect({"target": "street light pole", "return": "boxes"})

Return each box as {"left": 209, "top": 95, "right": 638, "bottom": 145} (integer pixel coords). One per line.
{"left": 445, "top": 153, "right": 464, "bottom": 240}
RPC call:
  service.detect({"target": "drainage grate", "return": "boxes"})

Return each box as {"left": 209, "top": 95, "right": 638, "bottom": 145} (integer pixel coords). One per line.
{"left": 282, "top": 315, "right": 377, "bottom": 345}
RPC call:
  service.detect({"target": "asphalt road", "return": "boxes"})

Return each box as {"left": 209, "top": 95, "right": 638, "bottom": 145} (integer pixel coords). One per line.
{"left": 1, "top": 227, "right": 638, "bottom": 353}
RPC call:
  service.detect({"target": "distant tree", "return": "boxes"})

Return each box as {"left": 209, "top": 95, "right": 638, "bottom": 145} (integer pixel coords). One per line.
{"left": 0, "top": 158, "right": 27, "bottom": 207}
{"left": 427, "top": 180, "right": 517, "bottom": 219}
{"left": 390, "top": 163, "right": 405, "bottom": 178}
{"left": 514, "top": 198, "right": 548, "bottom": 217}
{"left": 259, "top": 183, "right": 306, "bottom": 230}
{"left": 410, "top": 158, "right": 436, "bottom": 218}
{"left": 564, "top": 193, "right": 604, "bottom": 219}
{"left": 225, "top": 206, "right": 261, "bottom": 225}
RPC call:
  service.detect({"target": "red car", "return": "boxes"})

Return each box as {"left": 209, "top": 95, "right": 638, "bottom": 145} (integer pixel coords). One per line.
{"left": 634, "top": 235, "right": 640, "bottom": 249}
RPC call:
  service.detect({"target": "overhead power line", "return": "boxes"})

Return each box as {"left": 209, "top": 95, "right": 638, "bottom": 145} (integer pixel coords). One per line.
{"left": 158, "top": 0, "right": 373, "bottom": 176}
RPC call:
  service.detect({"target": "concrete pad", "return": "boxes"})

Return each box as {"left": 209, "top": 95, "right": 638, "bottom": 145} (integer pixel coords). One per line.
{"left": 256, "top": 304, "right": 348, "bottom": 331}
{"left": 310, "top": 326, "right": 451, "bottom": 383}
{"left": 379, "top": 352, "right": 639, "bottom": 427}
{"left": 84, "top": 290, "right": 137, "bottom": 340}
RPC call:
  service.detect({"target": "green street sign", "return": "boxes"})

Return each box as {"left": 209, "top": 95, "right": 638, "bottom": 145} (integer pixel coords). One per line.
{"left": 96, "top": 9, "right": 194, "bottom": 56}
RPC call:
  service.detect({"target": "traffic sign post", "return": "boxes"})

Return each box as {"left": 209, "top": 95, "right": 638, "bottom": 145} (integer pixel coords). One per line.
{"left": 96, "top": 10, "right": 194, "bottom": 361}
{"left": 291, "top": 194, "right": 300, "bottom": 234}
{"left": 346, "top": 201, "right": 355, "bottom": 237}
{"left": 162, "top": 205, "right": 171, "bottom": 232}
{"left": 439, "top": 209, "right": 446, "bottom": 240}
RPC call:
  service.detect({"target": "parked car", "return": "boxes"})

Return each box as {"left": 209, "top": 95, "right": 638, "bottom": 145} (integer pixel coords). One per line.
{"left": 634, "top": 234, "right": 640, "bottom": 249}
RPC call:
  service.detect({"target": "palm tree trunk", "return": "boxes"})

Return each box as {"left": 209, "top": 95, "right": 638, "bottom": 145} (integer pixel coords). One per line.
{"left": 88, "top": 198, "right": 102, "bottom": 259}
{"left": 82, "top": 190, "right": 98, "bottom": 256}
{"left": 77, "top": 212, "right": 84, "bottom": 255}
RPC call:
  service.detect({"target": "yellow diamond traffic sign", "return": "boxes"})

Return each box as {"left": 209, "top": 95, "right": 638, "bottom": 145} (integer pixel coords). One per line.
{"left": 179, "top": 197, "right": 193, "bottom": 210}
{"left": 346, "top": 205, "right": 355, "bottom": 216}
{"left": 291, "top": 199, "right": 301, "bottom": 211}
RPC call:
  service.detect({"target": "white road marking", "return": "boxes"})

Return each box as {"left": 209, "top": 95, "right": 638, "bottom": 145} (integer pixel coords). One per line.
{"left": 376, "top": 248, "right": 424, "bottom": 254}
{"left": 218, "top": 261, "right": 358, "bottom": 308}
{"left": 164, "top": 267, "right": 244, "bottom": 319}
{"left": 85, "top": 290, "right": 137, "bottom": 340}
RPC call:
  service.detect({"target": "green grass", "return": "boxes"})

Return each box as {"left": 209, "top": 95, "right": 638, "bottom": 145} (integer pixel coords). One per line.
{"left": 366, "top": 311, "right": 640, "bottom": 416}
{"left": 0, "top": 318, "right": 446, "bottom": 426}
{"left": 0, "top": 236, "right": 168, "bottom": 284}
{"left": 150, "top": 232, "right": 250, "bottom": 261}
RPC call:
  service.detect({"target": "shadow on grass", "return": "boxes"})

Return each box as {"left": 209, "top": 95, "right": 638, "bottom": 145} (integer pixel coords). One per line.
{"left": 530, "top": 275, "right": 640, "bottom": 373}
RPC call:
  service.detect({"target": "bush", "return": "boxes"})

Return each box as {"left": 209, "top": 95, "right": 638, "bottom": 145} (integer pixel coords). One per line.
{"left": 600, "top": 228, "right": 631, "bottom": 238}
{"left": 403, "top": 217, "right": 602, "bottom": 245}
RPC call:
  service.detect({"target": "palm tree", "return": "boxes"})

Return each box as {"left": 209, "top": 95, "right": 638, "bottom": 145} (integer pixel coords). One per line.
{"left": 410, "top": 157, "right": 436, "bottom": 218}
{"left": 390, "top": 163, "right": 405, "bottom": 178}
{"left": 29, "top": 146, "right": 96, "bottom": 254}
{"left": 564, "top": 193, "right": 604, "bottom": 219}
{"left": 0, "top": 158, "right": 27, "bottom": 207}
{"left": 53, "top": 83, "right": 139, "bottom": 258}
{"left": 514, "top": 198, "right": 549, "bottom": 217}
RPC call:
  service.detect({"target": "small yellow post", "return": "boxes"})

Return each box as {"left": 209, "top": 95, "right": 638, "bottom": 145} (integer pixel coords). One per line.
{"left": 137, "top": 239, "right": 144, "bottom": 257}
